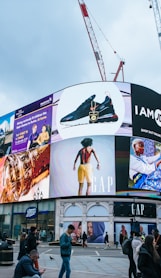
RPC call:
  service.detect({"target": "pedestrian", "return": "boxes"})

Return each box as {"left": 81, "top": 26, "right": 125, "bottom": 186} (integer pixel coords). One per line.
{"left": 17, "top": 232, "right": 27, "bottom": 260}
{"left": 131, "top": 232, "right": 142, "bottom": 278}
{"left": 58, "top": 224, "right": 75, "bottom": 278}
{"left": 119, "top": 225, "right": 128, "bottom": 246}
{"left": 26, "top": 226, "right": 40, "bottom": 270}
{"left": 153, "top": 228, "right": 161, "bottom": 257}
{"left": 13, "top": 249, "right": 45, "bottom": 278}
{"left": 127, "top": 231, "right": 137, "bottom": 278}
{"left": 82, "top": 231, "right": 87, "bottom": 248}
{"left": 104, "top": 232, "right": 110, "bottom": 249}
{"left": 138, "top": 234, "right": 161, "bottom": 278}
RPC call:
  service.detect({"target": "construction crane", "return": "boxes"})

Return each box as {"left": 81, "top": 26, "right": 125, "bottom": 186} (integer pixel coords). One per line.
{"left": 149, "top": 0, "right": 161, "bottom": 49}
{"left": 78, "top": 0, "right": 125, "bottom": 82}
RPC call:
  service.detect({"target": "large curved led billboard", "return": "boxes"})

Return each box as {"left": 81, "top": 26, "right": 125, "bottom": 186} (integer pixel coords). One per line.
{"left": 0, "top": 81, "right": 161, "bottom": 203}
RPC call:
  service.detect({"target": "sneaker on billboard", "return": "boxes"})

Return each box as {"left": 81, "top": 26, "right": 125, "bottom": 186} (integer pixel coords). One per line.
{"left": 89, "top": 96, "right": 118, "bottom": 123}
{"left": 60, "top": 95, "right": 99, "bottom": 123}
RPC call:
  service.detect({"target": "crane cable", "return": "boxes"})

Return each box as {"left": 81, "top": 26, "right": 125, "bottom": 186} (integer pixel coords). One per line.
{"left": 85, "top": 4, "right": 123, "bottom": 62}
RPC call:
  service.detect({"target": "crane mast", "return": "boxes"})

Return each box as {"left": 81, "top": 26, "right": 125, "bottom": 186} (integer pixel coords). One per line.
{"left": 149, "top": 0, "right": 161, "bottom": 49}
{"left": 78, "top": 0, "right": 125, "bottom": 82}
{"left": 78, "top": 0, "right": 106, "bottom": 81}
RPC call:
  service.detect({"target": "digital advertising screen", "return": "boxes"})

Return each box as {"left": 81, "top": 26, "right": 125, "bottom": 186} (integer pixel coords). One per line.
{"left": 49, "top": 135, "right": 115, "bottom": 198}
{"left": 11, "top": 94, "right": 53, "bottom": 154}
{"left": 129, "top": 137, "right": 161, "bottom": 192}
{"left": 0, "top": 81, "right": 161, "bottom": 203}
{"left": 0, "top": 144, "right": 50, "bottom": 203}
{"left": 0, "top": 111, "right": 15, "bottom": 156}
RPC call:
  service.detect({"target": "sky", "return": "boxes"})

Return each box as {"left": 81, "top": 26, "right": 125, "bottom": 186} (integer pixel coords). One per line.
{"left": 0, "top": 0, "right": 161, "bottom": 116}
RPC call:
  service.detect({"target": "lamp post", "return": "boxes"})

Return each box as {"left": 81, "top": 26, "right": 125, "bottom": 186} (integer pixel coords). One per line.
{"left": 33, "top": 187, "right": 43, "bottom": 228}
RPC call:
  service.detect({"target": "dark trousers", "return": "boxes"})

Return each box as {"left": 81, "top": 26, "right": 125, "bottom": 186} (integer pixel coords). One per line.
{"left": 128, "top": 255, "right": 137, "bottom": 278}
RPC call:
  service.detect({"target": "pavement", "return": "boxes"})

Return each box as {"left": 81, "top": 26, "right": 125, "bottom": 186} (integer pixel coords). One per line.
{"left": 0, "top": 242, "right": 129, "bottom": 278}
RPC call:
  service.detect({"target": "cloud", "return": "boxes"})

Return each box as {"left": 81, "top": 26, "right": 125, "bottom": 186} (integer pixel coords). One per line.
{"left": 0, "top": 0, "right": 160, "bottom": 116}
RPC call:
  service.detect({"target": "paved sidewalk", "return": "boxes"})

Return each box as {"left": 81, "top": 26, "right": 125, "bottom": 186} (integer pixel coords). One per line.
{"left": 0, "top": 248, "right": 129, "bottom": 278}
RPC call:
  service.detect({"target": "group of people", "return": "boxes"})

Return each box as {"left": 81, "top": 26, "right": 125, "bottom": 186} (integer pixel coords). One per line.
{"left": 14, "top": 226, "right": 45, "bottom": 278}
{"left": 13, "top": 223, "right": 109, "bottom": 278}
{"left": 126, "top": 228, "right": 161, "bottom": 278}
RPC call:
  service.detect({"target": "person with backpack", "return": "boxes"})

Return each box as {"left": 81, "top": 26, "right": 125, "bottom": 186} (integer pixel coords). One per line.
{"left": 122, "top": 231, "right": 137, "bottom": 278}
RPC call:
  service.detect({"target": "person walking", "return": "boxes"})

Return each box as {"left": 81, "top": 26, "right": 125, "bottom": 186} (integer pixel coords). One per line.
{"left": 26, "top": 227, "right": 40, "bottom": 270}
{"left": 82, "top": 231, "right": 87, "bottom": 248}
{"left": 58, "top": 224, "right": 75, "bottom": 278}
{"left": 138, "top": 234, "right": 161, "bottom": 278}
{"left": 132, "top": 232, "right": 142, "bottom": 278}
{"left": 13, "top": 249, "right": 45, "bottom": 278}
{"left": 126, "top": 231, "right": 137, "bottom": 278}
{"left": 104, "top": 232, "right": 110, "bottom": 249}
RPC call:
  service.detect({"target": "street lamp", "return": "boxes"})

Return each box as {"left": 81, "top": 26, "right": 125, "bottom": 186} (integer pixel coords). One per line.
{"left": 33, "top": 187, "right": 43, "bottom": 228}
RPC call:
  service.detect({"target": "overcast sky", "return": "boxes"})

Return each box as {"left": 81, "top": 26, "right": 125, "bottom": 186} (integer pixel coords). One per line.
{"left": 0, "top": 0, "right": 161, "bottom": 116}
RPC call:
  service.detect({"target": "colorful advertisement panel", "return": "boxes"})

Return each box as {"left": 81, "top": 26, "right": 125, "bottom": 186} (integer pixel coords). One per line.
{"left": 0, "top": 144, "right": 50, "bottom": 203}
{"left": 55, "top": 82, "right": 128, "bottom": 140}
{"left": 11, "top": 95, "right": 53, "bottom": 154}
{"left": 129, "top": 137, "right": 161, "bottom": 192}
{"left": 116, "top": 136, "right": 161, "bottom": 198}
{"left": 50, "top": 135, "right": 115, "bottom": 197}
{"left": 0, "top": 81, "right": 161, "bottom": 203}
{"left": 0, "top": 111, "right": 15, "bottom": 156}
{"left": 63, "top": 221, "right": 109, "bottom": 244}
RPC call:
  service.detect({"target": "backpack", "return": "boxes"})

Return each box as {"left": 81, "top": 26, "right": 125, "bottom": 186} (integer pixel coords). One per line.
{"left": 122, "top": 238, "right": 132, "bottom": 255}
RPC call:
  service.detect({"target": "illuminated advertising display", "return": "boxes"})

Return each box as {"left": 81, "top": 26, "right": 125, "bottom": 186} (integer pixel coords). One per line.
{"left": 0, "top": 81, "right": 161, "bottom": 203}
{"left": 49, "top": 135, "right": 115, "bottom": 197}
{"left": 129, "top": 137, "right": 161, "bottom": 192}
{"left": 0, "top": 144, "right": 50, "bottom": 203}
{"left": 12, "top": 94, "right": 53, "bottom": 154}
{"left": 131, "top": 84, "right": 161, "bottom": 143}
{"left": 0, "top": 111, "right": 15, "bottom": 156}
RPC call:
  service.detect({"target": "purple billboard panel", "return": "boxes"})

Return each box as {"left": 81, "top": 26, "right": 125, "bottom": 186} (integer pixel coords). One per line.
{"left": 0, "top": 144, "right": 50, "bottom": 203}
{"left": 50, "top": 135, "right": 116, "bottom": 198}
{"left": 11, "top": 95, "right": 53, "bottom": 153}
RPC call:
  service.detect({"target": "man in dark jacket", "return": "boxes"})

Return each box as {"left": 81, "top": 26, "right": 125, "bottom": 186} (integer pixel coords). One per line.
{"left": 13, "top": 249, "right": 45, "bottom": 278}
{"left": 82, "top": 231, "right": 87, "bottom": 248}
{"left": 26, "top": 226, "right": 40, "bottom": 269}
{"left": 58, "top": 224, "right": 75, "bottom": 278}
